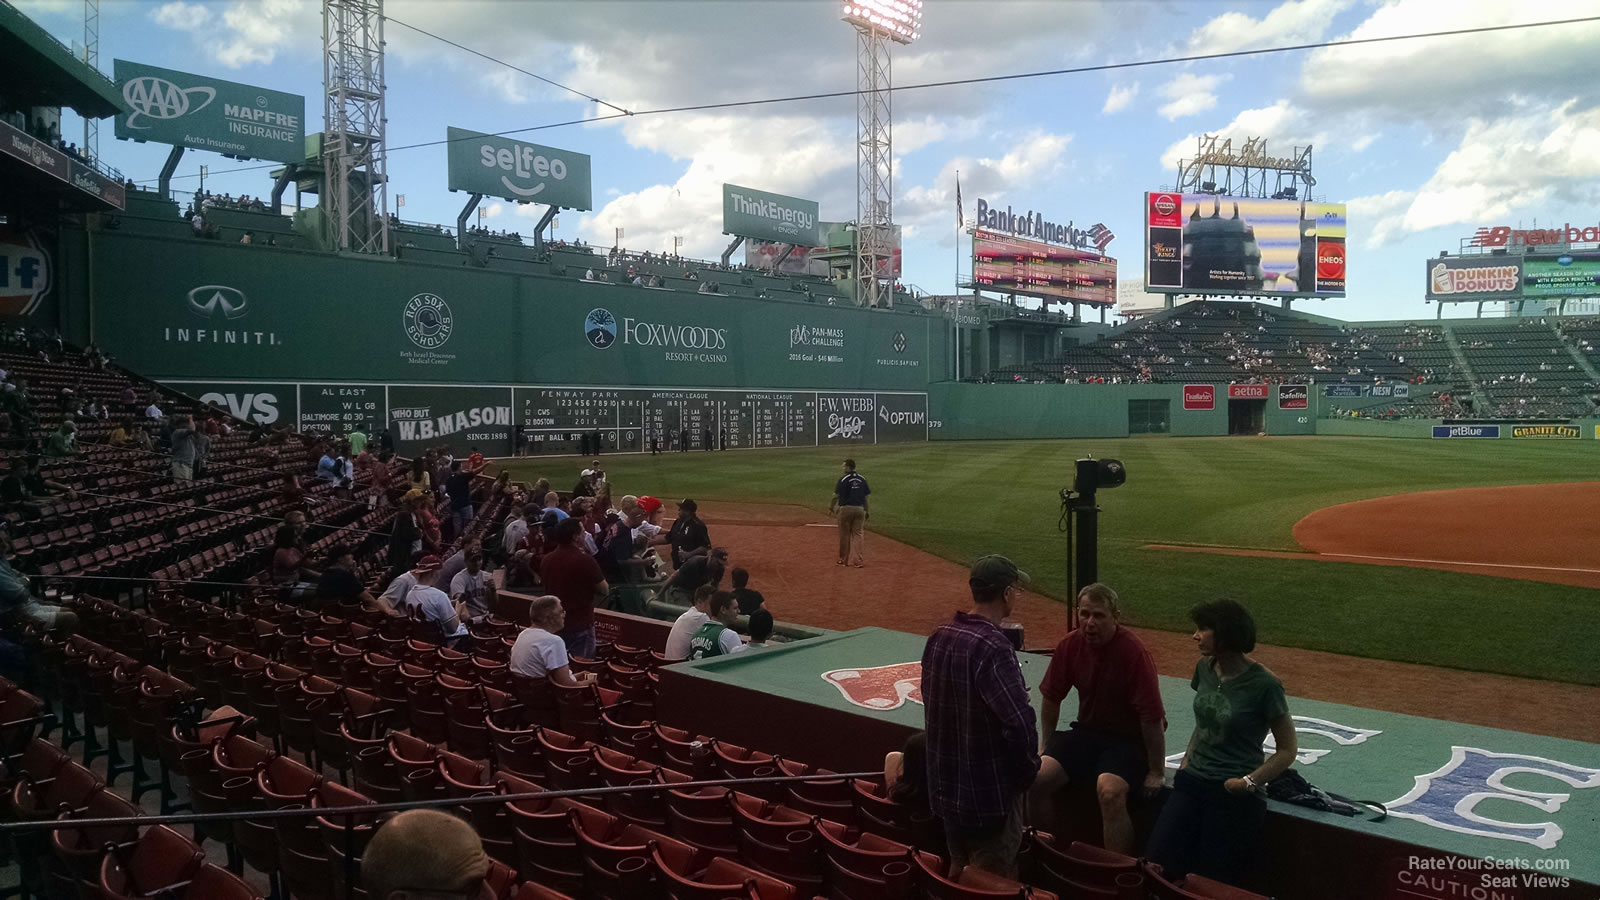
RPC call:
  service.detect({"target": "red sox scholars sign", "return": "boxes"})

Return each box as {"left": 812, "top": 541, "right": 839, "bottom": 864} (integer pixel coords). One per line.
{"left": 1183, "top": 384, "right": 1215, "bottom": 410}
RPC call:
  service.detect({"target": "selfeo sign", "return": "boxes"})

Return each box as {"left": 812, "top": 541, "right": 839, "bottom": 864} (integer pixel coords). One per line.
{"left": 113, "top": 60, "right": 305, "bottom": 163}
{"left": 446, "top": 127, "right": 592, "bottom": 210}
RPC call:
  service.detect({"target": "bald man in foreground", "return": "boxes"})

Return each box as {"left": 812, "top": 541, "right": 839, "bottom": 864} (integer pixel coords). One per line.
{"left": 361, "top": 809, "right": 489, "bottom": 900}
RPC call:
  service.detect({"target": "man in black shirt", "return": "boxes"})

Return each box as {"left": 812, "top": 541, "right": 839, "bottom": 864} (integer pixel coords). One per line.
{"left": 665, "top": 547, "right": 727, "bottom": 607}
{"left": 444, "top": 461, "right": 474, "bottom": 538}
{"left": 316, "top": 544, "right": 375, "bottom": 610}
{"left": 668, "top": 498, "right": 711, "bottom": 567}
{"left": 731, "top": 567, "right": 766, "bottom": 616}
{"left": 0, "top": 455, "right": 72, "bottom": 517}
{"left": 829, "top": 458, "right": 871, "bottom": 567}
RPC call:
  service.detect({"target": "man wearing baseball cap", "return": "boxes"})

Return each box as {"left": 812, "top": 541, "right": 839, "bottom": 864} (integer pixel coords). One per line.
{"left": 376, "top": 554, "right": 441, "bottom": 617}
{"left": 921, "top": 554, "right": 1039, "bottom": 878}
{"left": 667, "top": 498, "right": 711, "bottom": 568}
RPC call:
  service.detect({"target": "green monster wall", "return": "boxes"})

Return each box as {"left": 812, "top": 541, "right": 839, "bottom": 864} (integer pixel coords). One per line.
{"left": 82, "top": 232, "right": 942, "bottom": 391}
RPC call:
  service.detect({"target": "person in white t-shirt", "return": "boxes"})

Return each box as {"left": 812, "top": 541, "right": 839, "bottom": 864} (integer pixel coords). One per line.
{"left": 509, "top": 596, "right": 592, "bottom": 685}
{"left": 663, "top": 584, "right": 715, "bottom": 660}
{"left": 380, "top": 555, "right": 440, "bottom": 615}
{"left": 402, "top": 583, "right": 468, "bottom": 645}
{"left": 501, "top": 505, "right": 531, "bottom": 557}
{"left": 450, "top": 548, "right": 496, "bottom": 621}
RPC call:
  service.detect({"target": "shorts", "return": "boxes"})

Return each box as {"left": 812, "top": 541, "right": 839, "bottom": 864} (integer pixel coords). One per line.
{"left": 943, "top": 794, "right": 1026, "bottom": 879}
{"left": 1044, "top": 724, "right": 1149, "bottom": 789}
{"left": 8, "top": 599, "right": 63, "bottom": 628}
{"left": 170, "top": 461, "right": 193, "bottom": 482}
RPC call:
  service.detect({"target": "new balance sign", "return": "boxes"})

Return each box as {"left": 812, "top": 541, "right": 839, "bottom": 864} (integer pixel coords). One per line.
{"left": 1432, "top": 425, "right": 1500, "bottom": 439}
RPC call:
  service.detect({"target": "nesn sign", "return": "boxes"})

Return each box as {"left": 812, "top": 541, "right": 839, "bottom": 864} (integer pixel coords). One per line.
{"left": 1432, "top": 425, "right": 1500, "bottom": 439}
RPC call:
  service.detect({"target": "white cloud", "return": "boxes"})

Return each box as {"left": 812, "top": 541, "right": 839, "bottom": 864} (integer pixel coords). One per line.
{"left": 1347, "top": 189, "right": 1416, "bottom": 248}
{"left": 1103, "top": 83, "right": 1139, "bottom": 114}
{"left": 145, "top": 0, "right": 317, "bottom": 69}
{"left": 1350, "top": 132, "right": 1380, "bottom": 152}
{"left": 1300, "top": 0, "right": 1600, "bottom": 121}
{"left": 1399, "top": 101, "right": 1600, "bottom": 233}
{"left": 1159, "top": 100, "right": 1320, "bottom": 170}
{"left": 151, "top": 2, "right": 213, "bottom": 32}
{"left": 1186, "top": 0, "right": 1358, "bottom": 54}
{"left": 896, "top": 130, "right": 1073, "bottom": 246}
{"left": 1157, "top": 73, "right": 1230, "bottom": 120}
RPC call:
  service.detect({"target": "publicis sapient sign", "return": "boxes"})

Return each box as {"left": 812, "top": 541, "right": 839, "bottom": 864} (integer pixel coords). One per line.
{"left": 446, "top": 126, "right": 592, "bottom": 210}
{"left": 113, "top": 60, "right": 305, "bottom": 163}
{"left": 723, "top": 184, "right": 821, "bottom": 247}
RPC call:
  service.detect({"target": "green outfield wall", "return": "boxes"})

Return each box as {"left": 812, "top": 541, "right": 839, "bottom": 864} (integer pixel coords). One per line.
{"left": 928, "top": 382, "right": 1317, "bottom": 440}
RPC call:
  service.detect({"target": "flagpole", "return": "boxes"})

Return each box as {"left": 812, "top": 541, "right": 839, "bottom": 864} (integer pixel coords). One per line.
{"left": 954, "top": 170, "right": 961, "bottom": 383}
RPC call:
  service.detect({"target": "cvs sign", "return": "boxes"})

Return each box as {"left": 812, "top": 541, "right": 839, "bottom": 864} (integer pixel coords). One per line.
{"left": 199, "top": 391, "right": 281, "bottom": 424}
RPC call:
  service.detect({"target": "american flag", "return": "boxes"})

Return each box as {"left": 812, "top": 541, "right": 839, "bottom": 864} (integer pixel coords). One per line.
{"left": 955, "top": 173, "right": 963, "bottom": 229}
{"left": 1088, "top": 223, "right": 1115, "bottom": 253}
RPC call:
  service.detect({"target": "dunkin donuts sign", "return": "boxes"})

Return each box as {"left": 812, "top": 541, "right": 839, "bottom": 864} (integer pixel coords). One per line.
{"left": 1183, "top": 384, "right": 1215, "bottom": 410}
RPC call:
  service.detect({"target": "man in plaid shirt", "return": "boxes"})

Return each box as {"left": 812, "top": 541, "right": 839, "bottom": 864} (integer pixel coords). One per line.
{"left": 921, "top": 554, "right": 1040, "bottom": 877}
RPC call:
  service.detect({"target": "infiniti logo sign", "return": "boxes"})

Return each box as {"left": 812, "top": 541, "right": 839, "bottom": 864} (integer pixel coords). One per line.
{"left": 187, "top": 285, "right": 248, "bottom": 319}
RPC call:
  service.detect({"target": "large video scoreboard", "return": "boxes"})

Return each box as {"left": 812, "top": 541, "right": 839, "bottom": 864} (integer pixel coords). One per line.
{"left": 972, "top": 229, "right": 1118, "bottom": 305}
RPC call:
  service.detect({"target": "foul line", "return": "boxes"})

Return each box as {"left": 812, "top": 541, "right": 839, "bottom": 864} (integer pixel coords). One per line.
{"left": 1143, "top": 543, "right": 1600, "bottom": 576}
{"left": 1315, "top": 552, "right": 1600, "bottom": 576}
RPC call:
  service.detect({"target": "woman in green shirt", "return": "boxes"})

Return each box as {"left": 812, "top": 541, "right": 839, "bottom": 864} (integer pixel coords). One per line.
{"left": 1147, "top": 599, "right": 1297, "bottom": 886}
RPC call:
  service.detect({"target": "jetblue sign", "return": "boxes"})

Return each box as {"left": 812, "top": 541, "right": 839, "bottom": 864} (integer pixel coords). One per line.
{"left": 1432, "top": 425, "right": 1500, "bottom": 439}
{"left": 975, "top": 198, "right": 1113, "bottom": 252}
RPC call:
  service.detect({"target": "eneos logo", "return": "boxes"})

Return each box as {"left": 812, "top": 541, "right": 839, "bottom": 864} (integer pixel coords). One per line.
{"left": 186, "top": 285, "right": 248, "bottom": 319}
{"left": 0, "top": 227, "right": 52, "bottom": 316}
{"left": 122, "top": 76, "right": 215, "bottom": 129}
{"left": 479, "top": 143, "right": 568, "bottom": 199}
{"left": 403, "top": 293, "right": 453, "bottom": 349}
{"left": 1317, "top": 242, "right": 1346, "bottom": 280}
{"left": 585, "top": 308, "right": 617, "bottom": 349}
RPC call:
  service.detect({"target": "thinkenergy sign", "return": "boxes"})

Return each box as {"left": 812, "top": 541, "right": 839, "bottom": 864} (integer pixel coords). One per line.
{"left": 722, "top": 184, "right": 821, "bottom": 247}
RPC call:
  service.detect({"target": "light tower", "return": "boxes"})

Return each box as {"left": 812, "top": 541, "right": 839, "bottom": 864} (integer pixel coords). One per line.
{"left": 323, "top": 0, "right": 390, "bottom": 254}
{"left": 841, "top": 1, "right": 921, "bottom": 308}
{"left": 82, "top": 0, "right": 99, "bottom": 160}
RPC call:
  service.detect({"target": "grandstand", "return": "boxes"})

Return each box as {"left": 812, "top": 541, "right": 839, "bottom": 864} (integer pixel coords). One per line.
{"left": 5, "top": 5, "right": 1600, "bottom": 900}
{"left": 969, "top": 300, "right": 1600, "bottom": 420}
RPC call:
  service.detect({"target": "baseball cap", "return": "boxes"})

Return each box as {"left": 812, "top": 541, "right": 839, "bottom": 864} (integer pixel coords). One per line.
{"left": 970, "top": 554, "right": 1029, "bottom": 590}
{"left": 638, "top": 496, "right": 663, "bottom": 515}
{"left": 678, "top": 498, "right": 697, "bottom": 513}
{"left": 411, "top": 555, "right": 443, "bottom": 574}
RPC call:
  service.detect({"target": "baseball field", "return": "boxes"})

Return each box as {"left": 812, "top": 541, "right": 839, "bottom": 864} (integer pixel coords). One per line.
{"left": 502, "top": 435, "right": 1600, "bottom": 687}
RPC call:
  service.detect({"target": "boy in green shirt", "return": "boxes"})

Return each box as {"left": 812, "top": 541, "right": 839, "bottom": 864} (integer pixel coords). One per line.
{"left": 687, "top": 591, "right": 746, "bottom": 659}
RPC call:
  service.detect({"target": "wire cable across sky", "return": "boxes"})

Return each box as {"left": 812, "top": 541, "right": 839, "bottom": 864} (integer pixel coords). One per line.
{"left": 135, "top": 14, "right": 1600, "bottom": 185}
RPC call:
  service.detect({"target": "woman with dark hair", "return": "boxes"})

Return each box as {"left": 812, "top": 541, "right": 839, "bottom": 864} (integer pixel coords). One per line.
{"left": 1147, "top": 599, "right": 1297, "bottom": 885}
{"left": 884, "top": 731, "right": 930, "bottom": 811}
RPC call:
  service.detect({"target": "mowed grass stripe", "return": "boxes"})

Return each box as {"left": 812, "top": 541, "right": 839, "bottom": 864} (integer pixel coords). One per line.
{"left": 501, "top": 438, "right": 1600, "bottom": 685}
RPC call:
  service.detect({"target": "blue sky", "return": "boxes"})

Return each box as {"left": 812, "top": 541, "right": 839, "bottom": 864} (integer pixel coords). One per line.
{"left": 17, "top": 0, "right": 1600, "bottom": 322}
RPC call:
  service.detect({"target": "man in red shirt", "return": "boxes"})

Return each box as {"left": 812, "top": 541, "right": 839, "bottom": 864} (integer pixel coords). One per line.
{"left": 538, "top": 517, "right": 609, "bottom": 659}
{"left": 465, "top": 446, "right": 487, "bottom": 476}
{"left": 1031, "top": 583, "right": 1165, "bottom": 854}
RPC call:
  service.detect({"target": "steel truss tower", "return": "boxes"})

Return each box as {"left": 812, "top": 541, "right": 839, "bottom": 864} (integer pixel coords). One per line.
{"left": 853, "top": 24, "right": 893, "bottom": 309}
{"left": 82, "top": 0, "right": 98, "bottom": 160}
{"left": 323, "top": 0, "right": 389, "bottom": 253}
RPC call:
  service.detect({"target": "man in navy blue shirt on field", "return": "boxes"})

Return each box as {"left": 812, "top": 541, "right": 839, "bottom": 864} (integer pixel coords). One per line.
{"left": 829, "top": 458, "right": 870, "bottom": 567}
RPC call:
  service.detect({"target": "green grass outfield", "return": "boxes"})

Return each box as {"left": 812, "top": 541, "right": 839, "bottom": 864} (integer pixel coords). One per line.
{"left": 500, "top": 436, "right": 1600, "bottom": 686}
